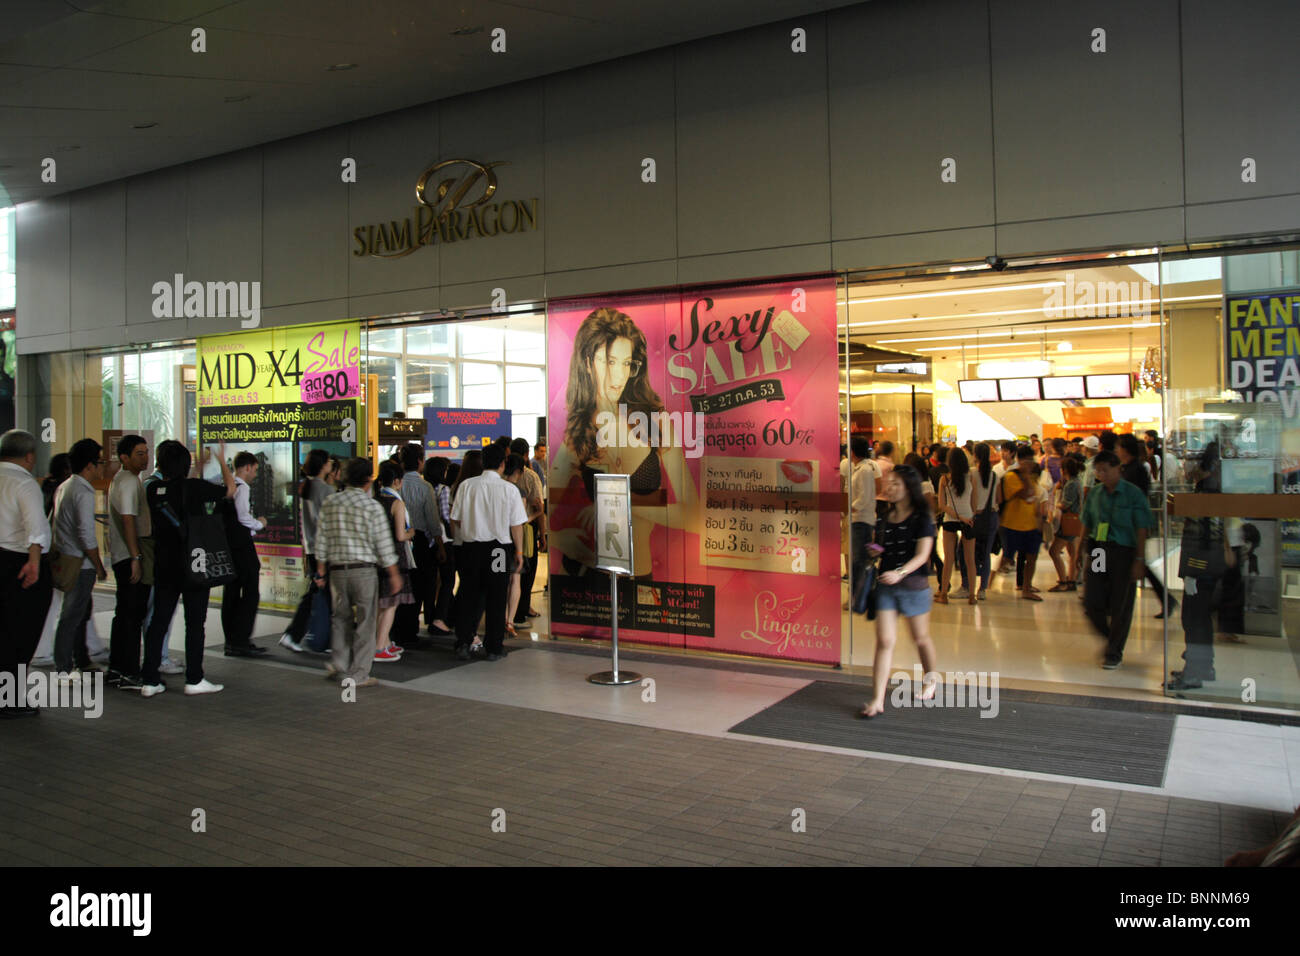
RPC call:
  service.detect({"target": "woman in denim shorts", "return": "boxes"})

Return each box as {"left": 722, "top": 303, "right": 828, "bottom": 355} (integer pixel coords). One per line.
{"left": 859, "top": 465, "right": 941, "bottom": 718}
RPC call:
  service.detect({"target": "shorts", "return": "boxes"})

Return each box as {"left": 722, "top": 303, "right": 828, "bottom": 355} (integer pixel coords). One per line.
{"left": 1002, "top": 527, "right": 1042, "bottom": 557}
{"left": 941, "top": 520, "right": 974, "bottom": 540}
{"left": 874, "top": 582, "right": 933, "bottom": 618}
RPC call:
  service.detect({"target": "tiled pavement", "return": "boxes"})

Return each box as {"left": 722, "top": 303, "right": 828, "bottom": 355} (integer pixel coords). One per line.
{"left": 0, "top": 657, "right": 1289, "bottom": 866}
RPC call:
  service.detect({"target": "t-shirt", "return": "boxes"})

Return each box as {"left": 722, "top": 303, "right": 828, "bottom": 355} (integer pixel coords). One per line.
{"left": 109, "top": 468, "right": 151, "bottom": 566}
{"left": 147, "top": 477, "right": 229, "bottom": 591}
{"left": 876, "top": 510, "right": 936, "bottom": 586}
{"left": 1001, "top": 469, "right": 1038, "bottom": 532}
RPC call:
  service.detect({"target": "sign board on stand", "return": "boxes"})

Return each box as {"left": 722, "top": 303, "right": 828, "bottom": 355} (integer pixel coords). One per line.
{"left": 588, "top": 473, "right": 641, "bottom": 686}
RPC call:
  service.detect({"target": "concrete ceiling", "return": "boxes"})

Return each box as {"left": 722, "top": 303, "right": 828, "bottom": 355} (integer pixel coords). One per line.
{"left": 0, "top": 0, "right": 851, "bottom": 207}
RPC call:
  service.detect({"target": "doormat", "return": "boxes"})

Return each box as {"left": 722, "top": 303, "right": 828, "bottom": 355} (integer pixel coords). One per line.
{"left": 728, "top": 680, "right": 1175, "bottom": 786}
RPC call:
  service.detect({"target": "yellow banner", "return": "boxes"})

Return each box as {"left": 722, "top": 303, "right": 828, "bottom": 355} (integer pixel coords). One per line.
{"left": 197, "top": 320, "right": 361, "bottom": 408}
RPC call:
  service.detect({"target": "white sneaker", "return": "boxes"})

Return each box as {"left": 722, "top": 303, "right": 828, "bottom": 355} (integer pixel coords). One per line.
{"left": 58, "top": 670, "right": 79, "bottom": 687}
{"left": 184, "top": 678, "right": 224, "bottom": 695}
{"left": 140, "top": 683, "right": 166, "bottom": 698}
{"left": 952, "top": 587, "right": 969, "bottom": 599}
{"left": 159, "top": 660, "right": 184, "bottom": 676}
{"left": 279, "top": 634, "right": 305, "bottom": 653}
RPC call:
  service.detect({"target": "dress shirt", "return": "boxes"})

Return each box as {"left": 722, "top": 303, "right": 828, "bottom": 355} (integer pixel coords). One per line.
{"left": 451, "top": 470, "right": 528, "bottom": 544}
{"left": 53, "top": 473, "right": 98, "bottom": 569}
{"left": 873, "top": 458, "right": 894, "bottom": 501}
{"left": 0, "top": 460, "right": 52, "bottom": 554}
{"left": 849, "top": 459, "right": 876, "bottom": 525}
{"left": 400, "top": 470, "right": 443, "bottom": 542}
{"left": 316, "top": 487, "right": 399, "bottom": 568}
{"left": 232, "top": 476, "right": 264, "bottom": 536}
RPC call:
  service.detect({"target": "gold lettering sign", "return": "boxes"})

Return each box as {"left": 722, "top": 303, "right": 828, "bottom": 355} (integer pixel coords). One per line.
{"left": 354, "top": 158, "right": 540, "bottom": 258}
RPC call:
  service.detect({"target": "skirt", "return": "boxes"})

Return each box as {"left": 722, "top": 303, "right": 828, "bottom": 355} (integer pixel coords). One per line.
{"left": 378, "top": 568, "right": 415, "bottom": 609}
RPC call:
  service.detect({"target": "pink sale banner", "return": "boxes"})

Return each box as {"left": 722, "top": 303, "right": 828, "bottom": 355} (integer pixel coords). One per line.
{"left": 546, "top": 278, "right": 841, "bottom": 664}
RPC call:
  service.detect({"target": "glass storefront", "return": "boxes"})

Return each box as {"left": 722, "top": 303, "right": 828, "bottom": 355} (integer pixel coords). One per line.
{"left": 18, "top": 243, "right": 1300, "bottom": 710}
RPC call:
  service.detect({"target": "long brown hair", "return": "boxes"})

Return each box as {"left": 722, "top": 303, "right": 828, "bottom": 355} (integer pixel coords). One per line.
{"left": 563, "top": 307, "right": 663, "bottom": 465}
{"left": 451, "top": 449, "right": 483, "bottom": 503}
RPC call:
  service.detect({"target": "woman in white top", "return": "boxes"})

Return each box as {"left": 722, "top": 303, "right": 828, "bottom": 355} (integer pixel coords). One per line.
{"left": 936, "top": 446, "right": 978, "bottom": 605}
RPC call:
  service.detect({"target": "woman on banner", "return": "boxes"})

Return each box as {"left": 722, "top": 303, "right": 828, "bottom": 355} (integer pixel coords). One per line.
{"left": 549, "top": 307, "right": 701, "bottom": 580}
{"left": 858, "top": 465, "right": 940, "bottom": 718}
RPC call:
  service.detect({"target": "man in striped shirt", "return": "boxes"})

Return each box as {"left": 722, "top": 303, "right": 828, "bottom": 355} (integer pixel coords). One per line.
{"left": 315, "top": 458, "right": 401, "bottom": 688}
{"left": 397, "top": 443, "right": 445, "bottom": 646}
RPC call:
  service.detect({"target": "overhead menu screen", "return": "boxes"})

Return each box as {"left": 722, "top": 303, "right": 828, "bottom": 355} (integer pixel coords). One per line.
{"left": 998, "top": 378, "right": 1042, "bottom": 401}
{"left": 958, "top": 379, "right": 999, "bottom": 403}
{"left": 1041, "top": 376, "right": 1086, "bottom": 400}
{"left": 1086, "top": 374, "right": 1132, "bottom": 399}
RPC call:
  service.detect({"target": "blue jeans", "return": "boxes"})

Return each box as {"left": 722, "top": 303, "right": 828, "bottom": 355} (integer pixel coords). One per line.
{"left": 142, "top": 586, "right": 175, "bottom": 664}
{"left": 54, "top": 567, "right": 95, "bottom": 672}
{"left": 975, "top": 514, "right": 999, "bottom": 591}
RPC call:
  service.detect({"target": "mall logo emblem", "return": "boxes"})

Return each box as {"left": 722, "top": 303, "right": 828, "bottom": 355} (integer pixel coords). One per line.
{"left": 353, "top": 158, "right": 539, "bottom": 258}
{"left": 151, "top": 273, "right": 261, "bottom": 328}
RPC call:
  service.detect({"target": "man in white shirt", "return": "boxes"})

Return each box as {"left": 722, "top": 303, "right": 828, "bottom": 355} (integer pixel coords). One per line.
{"left": 52, "top": 438, "right": 109, "bottom": 677}
{"left": 107, "top": 435, "right": 151, "bottom": 690}
{"left": 450, "top": 444, "right": 527, "bottom": 661}
{"left": 0, "top": 430, "right": 54, "bottom": 717}
{"left": 222, "top": 451, "right": 269, "bottom": 657}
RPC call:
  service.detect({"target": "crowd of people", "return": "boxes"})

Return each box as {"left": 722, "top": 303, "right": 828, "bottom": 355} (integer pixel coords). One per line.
{"left": 843, "top": 426, "right": 1245, "bottom": 713}
{"left": 0, "top": 427, "right": 548, "bottom": 716}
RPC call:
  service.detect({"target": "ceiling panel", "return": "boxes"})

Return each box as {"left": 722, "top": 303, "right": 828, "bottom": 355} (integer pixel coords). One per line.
{"left": 0, "top": 0, "right": 852, "bottom": 205}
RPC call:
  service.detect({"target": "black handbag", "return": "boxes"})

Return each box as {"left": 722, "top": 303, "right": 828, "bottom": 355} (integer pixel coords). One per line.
{"left": 181, "top": 500, "right": 239, "bottom": 589}
{"left": 852, "top": 561, "right": 878, "bottom": 618}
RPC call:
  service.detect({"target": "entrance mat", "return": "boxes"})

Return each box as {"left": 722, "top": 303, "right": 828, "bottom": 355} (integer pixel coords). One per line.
{"left": 244, "top": 631, "right": 505, "bottom": 682}
{"left": 728, "top": 680, "right": 1175, "bottom": 787}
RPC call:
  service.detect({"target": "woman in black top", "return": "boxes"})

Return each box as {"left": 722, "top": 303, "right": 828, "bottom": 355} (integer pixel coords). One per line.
{"left": 140, "top": 441, "right": 236, "bottom": 696}
{"left": 859, "top": 464, "right": 940, "bottom": 718}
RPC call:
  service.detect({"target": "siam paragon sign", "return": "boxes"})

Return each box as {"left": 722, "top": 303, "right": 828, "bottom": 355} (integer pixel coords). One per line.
{"left": 352, "top": 159, "right": 539, "bottom": 259}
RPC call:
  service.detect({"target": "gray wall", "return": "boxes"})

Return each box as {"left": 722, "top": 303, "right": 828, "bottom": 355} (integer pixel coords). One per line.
{"left": 16, "top": 0, "right": 1300, "bottom": 353}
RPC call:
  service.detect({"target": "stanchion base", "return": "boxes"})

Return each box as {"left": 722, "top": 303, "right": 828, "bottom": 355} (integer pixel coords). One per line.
{"left": 587, "top": 670, "right": 643, "bottom": 686}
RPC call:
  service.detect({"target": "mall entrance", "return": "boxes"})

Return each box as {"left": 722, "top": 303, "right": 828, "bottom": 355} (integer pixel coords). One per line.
{"left": 838, "top": 249, "right": 1300, "bottom": 711}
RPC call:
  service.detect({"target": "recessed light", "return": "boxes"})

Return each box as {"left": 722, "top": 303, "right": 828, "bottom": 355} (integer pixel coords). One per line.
{"left": 326, "top": 63, "right": 358, "bottom": 71}
{"left": 1057, "top": 341, "right": 1073, "bottom": 352}
{"left": 224, "top": 94, "right": 251, "bottom": 103}
{"left": 132, "top": 122, "right": 158, "bottom": 129}
{"left": 56, "top": 145, "right": 80, "bottom": 151}
{"left": 451, "top": 25, "right": 484, "bottom": 36}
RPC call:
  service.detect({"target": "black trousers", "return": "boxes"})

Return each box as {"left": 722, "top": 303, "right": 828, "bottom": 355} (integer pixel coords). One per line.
{"left": 0, "top": 550, "right": 53, "bottom": 699}
{"left": 143, "top": 586, "right": 209, "bottom": 685}
{"left": 1179, "top": 577, "right": 1217, "bottom": 679}
{"left": 1083, "top": 540, "right": 1138, "bottom": 661}
{"left": 396, "top": 530, "right": 434, "bottom": 641}
{"left": 432, "top": 543, "right": 456, "bottom": 625}
{"left": 109, "top": 559, "right": 151, "bottom": 677}
{"left": 220, "top": 547, "right": 260, "bottom": 648}
{"left": 515, "top": 537, "right": 539, "bottom": 622}
{"left": 456, "top": 540, "right": 511, "bottom": 654}
{"left": 285, "top": 553, "right": 318, "bottom": 640}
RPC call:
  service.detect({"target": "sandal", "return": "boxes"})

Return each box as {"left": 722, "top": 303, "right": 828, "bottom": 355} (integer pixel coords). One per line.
{"left": 1048, "top": 581, "right": 1071, "bottom": 592}
{"left": 968, "top": 592, "right": 978, "bottom": 605}
{"left": 1021, "top": 590, "right": 1043, "bottom": 601}
{"left": 857, "top": 702, "right": 885, "bottom": 719}
{"left": 934, "top": 592, "right": 949, "bottom": 604}
{"left": 504, "top": 623, "right": 518, "bottom": 637}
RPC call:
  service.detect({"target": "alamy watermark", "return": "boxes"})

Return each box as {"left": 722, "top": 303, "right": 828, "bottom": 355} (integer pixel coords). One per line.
{"left": 0, "top": 665, "right": 103, "bottom": 718}
{"left": 1042, "top": 271, "right": 1155, "bottom": 319}
{"left": 889, "top": 665, "right": 999, "bottom": 718}
{"left": 595, "top": 403, "right": 705, "bottom": 459}
{"left": 151, "top": 273, "right": 261, "bottom": 328}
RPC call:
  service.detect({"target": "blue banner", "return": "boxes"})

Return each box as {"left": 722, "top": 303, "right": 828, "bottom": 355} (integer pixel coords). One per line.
{"left": 422, "top": 407, "right": 511, "bottom": 459}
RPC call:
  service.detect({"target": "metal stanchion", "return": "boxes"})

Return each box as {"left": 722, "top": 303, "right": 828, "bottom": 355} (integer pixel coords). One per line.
{"left": 588, "top": 569, "right": 641, "bottom": 685}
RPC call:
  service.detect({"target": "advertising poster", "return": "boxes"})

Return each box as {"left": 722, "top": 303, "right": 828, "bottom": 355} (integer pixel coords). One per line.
{"left": 422, "top": 407, "right": 511, "bottom": 459}
{"left": 546, "top": 279, "right": 841, "bottom": 664}
{"left": 0, "top": 317, "right": 14, "bottom": 434}
{"left": 197, "top": 320, "right": 360, "bottom": 608}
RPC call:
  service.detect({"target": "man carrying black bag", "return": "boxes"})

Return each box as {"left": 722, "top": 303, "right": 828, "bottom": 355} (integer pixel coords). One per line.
{"left": 140, "top": 442, "right": 236, "bottom": 698}
{"left": 846, "top": 435, "right": 876, "bottom": 614}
